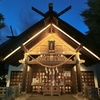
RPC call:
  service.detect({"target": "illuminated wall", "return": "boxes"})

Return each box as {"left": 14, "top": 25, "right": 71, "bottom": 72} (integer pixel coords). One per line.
{"left": 6, "top": 64, "right": 23, "bottom": 87}
{"left": 6, "top": 63, "right": 100, "bottom": 88}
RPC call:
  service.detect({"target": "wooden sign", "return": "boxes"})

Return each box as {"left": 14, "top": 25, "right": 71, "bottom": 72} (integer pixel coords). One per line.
{"left": 48, "top": 40, "right": 55, "bottom": 53}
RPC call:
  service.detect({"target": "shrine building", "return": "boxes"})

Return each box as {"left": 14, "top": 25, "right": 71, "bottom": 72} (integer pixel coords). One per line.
{"left": 0, "top": 3, "right": 100, "bottom": 95}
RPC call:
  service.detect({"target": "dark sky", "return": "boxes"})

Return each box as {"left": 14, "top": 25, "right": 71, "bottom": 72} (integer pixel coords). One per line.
{"left": 0, "top": 0, "right": 88, "bottom": 44}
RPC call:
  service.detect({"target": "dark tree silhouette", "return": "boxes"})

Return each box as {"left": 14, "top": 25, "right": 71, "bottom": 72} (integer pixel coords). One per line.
{"left": 81, "top": 0, "right": 100, "bottom": 55}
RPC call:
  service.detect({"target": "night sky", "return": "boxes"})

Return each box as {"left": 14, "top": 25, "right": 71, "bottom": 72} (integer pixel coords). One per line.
{"left": 0, "top": 0, "right": 88, "bottom": 44}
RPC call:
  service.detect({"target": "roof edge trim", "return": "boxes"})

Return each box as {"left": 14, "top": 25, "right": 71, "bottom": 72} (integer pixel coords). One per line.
{"left": 2, "top": 24, "right": 51, "bottom": 61}
{"left": 83, "top": 46, "right": 100, "bottom": 60}
{"left": 23, "top": 24, "right": 51, "bottom": 45}
{"left": 3, "top": 46, "right": 21, "bottom": 61}
{"left": 52, "top": 24, "right": 100, "bottom": 60}
{"left": 52, "top": 24, "right": 80, "bottom": 45}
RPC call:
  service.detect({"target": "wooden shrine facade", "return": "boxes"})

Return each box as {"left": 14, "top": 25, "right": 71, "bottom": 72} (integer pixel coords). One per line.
{"left": 0, "top": 3, "right": 99, "bottom": 95}
{"left": 17, "top": 42, "right": 85, "bottom": 94}
{"left": 9, "top": 69, "right": 95, "bottom": 94}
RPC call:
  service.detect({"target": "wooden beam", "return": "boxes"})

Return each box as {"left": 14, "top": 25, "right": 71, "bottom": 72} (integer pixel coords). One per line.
{"left": 80, "top": 59, "right": 85, "bottom": 63}
{"left": 26, "top": 52, "right": 76, "bottom": 55}
{"left": 57, "top": 5, "right": 71, "bottom": 17}
{"left": 19, "top": 59, "right": 76, "bottom": 64}
{"left": 21, "top": 45, "right": 28, "bottom": 53}
{"left": 32, "top": 6, "right": 45, "bottom": 17}
{"left": 76, "top": 44, "right": 83, "bottom": 52}
{"left": 19, "top": 59, "right": 85, "bottom": 65}
{"left": 19, "top": 59, "right": 24, "bottom": 63}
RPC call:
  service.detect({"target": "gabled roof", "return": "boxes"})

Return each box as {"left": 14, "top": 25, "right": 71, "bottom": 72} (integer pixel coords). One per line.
{"left": 0, "top": 3, "right": 100, "bottom": 66}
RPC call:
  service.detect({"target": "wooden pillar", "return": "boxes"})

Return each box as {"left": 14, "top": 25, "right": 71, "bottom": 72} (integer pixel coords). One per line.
{"left": 71, "top": 66, "right": 77, "bottom": 94}
{"left": 21, "top": 53, "right": 28, "bottom": 93}
{"left": 75, "top": 52, "right": 82, "bottom": 93}
{"left": 27, "top": 66, "right": 33, "bottom": 93}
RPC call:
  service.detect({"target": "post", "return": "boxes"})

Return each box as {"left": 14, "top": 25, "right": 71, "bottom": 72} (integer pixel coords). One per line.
{"left": 27, "top": 66, "right": 33, "bottom": 93}
{"left": 49, "top": 3, "right": 53, "bottom": 11}
{"left": 75, "top": 52, "right": 82, "bottom": 94}
{"left": 21, "top": 53, "right": 28, "bottom": 93}
{"left": 71, "top": 67, "right": 77, "bottom": 94}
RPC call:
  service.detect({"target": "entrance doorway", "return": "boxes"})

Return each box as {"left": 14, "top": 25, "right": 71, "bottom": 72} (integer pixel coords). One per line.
{"left": 30, "top": 64, "right": 76, "bottom": 94}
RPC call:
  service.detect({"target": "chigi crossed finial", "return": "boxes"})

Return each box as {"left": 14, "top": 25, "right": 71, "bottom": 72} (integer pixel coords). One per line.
{"left": 32, "top": 3, "right": 71, "bottom": 18}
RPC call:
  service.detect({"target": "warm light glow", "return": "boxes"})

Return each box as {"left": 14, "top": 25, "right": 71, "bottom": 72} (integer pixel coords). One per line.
{"left": 52, "top": 24, "right": 81, "bottom": 45}
{"left": 27, "top": 65, "right": 30, "bottom": 72}
{"left": 78, "top": 57, "right": 80, "bottom": 61}
{"left": 83, "top": 46, "right": 100, "bottom": 60}
{"left": 2, "top": 24, "right": 51, "bottom": 61}
{"left": 58, "top": 76, "right": 61, "bottom": 78}
{"left": 23, "top": 24, "right": 51, "bottom": 45}
{"left": 38, "top": 52, "right": 41, "bottom": 54}
{"left": 52, "top": 24, "right": 100, "bottom": 60}
{"left": 23, "top": 58, "right": 26, "bottom": 62}
{"left": 2, "top": 23, "right": 100, "bottom": 62}
{"left": 61, "top": 55, "right": 63, "bottom": 57}
{"left": 40, "top": 55, "right": 43, "bottom": 57}
{"left": 3, "top": 46, "right": 21, "bottom": 61}
{"left": 63, "top": 52, "right": 65, "bottom": 54}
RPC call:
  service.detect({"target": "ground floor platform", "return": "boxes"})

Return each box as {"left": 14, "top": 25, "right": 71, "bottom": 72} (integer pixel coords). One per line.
{"left": 15, "top": 94, "right": 87, "bottom": 100}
